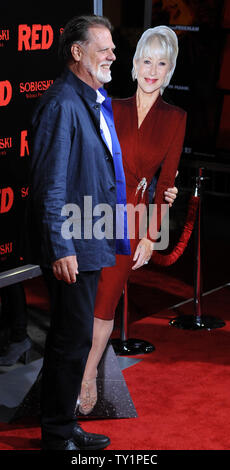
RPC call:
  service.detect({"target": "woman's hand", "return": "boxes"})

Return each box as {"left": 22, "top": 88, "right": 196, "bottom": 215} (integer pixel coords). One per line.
{"left": 132, "top": 237, "right": 154, "bottom": 270}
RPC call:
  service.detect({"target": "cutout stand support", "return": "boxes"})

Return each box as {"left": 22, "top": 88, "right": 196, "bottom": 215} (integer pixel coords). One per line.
{"left": 111, "top": 283, "right": 155, "bottom": 355}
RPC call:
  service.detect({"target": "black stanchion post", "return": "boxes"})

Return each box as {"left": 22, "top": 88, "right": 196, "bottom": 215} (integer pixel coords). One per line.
{"left": 111, "top": 283, "right": 155, "bottom": 355}
{"left": 170, "top": 167, "right": 225, "bottom": 330}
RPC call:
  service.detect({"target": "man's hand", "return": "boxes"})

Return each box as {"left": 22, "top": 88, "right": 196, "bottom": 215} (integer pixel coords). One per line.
{"left": 164, "top": 186, "right": 178, "bottom": 207}
{"left": 164, "top": 171, "right": 179, "bottom": 207}
{"left": 52, "top": 255, "right": 79, "bottom": 284}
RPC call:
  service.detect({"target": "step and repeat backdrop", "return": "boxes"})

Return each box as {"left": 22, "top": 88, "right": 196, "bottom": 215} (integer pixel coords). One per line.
{"left": 0, "top": 1, "right": 230, "bottom": 273}
{"left": 0, "top": 4, "right": 94, "bottom": 272}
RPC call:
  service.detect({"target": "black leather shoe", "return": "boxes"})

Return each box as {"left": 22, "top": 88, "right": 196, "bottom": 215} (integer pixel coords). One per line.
{"left": 41, "top": 437, "right": 79, "bottom": 450}
{"left": 72, "top": 424, "right": 110, "bottom": 450}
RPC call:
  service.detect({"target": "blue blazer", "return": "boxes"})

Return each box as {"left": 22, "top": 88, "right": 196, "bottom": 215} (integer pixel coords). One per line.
{"left": 30, "top": 68, "right": 118, "bottom": 271}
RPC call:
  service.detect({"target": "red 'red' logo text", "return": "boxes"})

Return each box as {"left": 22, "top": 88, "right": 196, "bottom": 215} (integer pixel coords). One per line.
{"left": 0, "top": 187, "right": 14, "bottom": 213}
{"left": 20, "top": 130, "right": 29, "bottom": 157}
{"left": 0, "top": 80, "right": 12, "bottom": 106}
{"left": 18, "top": 24, "right": 53, "bottom": 51}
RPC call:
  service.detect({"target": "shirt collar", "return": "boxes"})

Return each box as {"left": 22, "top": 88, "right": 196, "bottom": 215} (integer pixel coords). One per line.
{"left": 96, "top": 89, "right": 105, "bottom": 104}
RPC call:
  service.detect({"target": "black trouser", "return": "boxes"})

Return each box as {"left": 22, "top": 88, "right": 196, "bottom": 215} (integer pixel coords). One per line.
{"left": 0, "top": 283, "right": 28, "bottom": 344}
{"left": 41, "top": 268, "right": 101, "bottom": 441}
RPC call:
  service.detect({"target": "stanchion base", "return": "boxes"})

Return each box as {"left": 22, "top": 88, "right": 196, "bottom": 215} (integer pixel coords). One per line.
{"left": 111, "top": 338, "right": 155, "bottom": 356}
{"left": 169, "top": 314, "right": 226, "bottom": 330}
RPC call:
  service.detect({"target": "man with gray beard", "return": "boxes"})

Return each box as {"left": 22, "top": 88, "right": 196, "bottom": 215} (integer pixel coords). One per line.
{"left": 30, "top": 15, "right": 122, "bottom": 451}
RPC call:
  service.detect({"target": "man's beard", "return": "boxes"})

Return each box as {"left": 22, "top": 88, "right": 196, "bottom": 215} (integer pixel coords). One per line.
{"left": 96, "top": 62, "right": 112, "bottom": 84}
{"left": 84, "top": 58, "right": 112, "bottom": 84}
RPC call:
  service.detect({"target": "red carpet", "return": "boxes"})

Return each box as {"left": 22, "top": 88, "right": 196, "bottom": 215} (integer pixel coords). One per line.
{"left": 0, "top": 284, "right": 229, "bottom": 451}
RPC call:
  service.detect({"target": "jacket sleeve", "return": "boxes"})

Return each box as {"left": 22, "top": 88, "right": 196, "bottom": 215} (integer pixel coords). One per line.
{"left": 147, "top": 110, "right": 187, "bottom": 243}
{"left": 30, "top": 100, "right": 77, "bottom": 263}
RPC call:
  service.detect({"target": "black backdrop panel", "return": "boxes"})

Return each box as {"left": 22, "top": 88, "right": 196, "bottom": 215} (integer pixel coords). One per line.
{"left": 0, "top": 4, "right": 94, "bottom": 271}
{"left": 151, "top": 0, "right": 224, "bottom": 157}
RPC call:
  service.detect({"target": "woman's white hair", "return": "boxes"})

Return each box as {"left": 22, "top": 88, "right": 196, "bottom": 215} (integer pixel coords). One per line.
{"left": 132, "top": 25, "right": 178, "bottom": 94}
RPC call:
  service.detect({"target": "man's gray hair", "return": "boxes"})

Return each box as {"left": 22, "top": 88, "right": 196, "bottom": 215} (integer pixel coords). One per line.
{"left": 59, "top": 15, "right": 113, "bottom": 63}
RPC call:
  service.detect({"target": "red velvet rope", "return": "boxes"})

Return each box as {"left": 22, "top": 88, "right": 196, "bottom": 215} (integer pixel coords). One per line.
{"left": 151, "top": 195, "right": 199, "bottom": 266}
